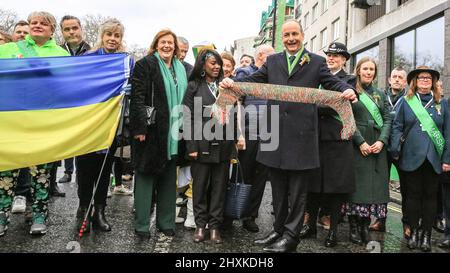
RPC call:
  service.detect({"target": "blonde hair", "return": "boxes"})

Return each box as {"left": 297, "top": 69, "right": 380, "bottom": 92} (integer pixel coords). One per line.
{"left": 354, "top": 57, "right": 377, "bottom": 94}
{"left": 27, "top": 11, "right": 57, "bottom": 34}
{"left": 147, "top": 28, "right": 180, "bottom": 58}
{"left": 406, "top": 67, "right": 442, "bottom": 103}
{"left": 91, "top": 18, "right": 126, "bottom": 53}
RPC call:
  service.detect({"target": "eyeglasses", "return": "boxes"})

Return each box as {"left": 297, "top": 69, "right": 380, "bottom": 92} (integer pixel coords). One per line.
{"left": 417, "top": 77, "right": 432, "bottom": 81}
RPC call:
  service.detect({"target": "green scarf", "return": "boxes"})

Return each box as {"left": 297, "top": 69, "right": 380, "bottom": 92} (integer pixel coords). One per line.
{"left": 155, "top": 52, "right": 188, "bottom": 159}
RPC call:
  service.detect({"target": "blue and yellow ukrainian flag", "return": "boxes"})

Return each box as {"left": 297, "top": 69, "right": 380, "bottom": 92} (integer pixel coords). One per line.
{"left": 0, "top": 54, "right": 131, "bottom": 171}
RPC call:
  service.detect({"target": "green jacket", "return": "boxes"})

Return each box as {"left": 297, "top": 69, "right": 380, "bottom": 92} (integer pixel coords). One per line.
{"left": 0, "top": 35, "right": 69, "bottom": 59}
{"left": 350, "top": 85, "right": 392, "bottom": 204}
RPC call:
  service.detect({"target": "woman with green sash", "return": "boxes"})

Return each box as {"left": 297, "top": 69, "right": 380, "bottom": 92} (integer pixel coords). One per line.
{"left": 390, "top": 66, "right": 450, "bottom": 252}
{"left": 130, "top": 29, "right": 187, "bottom": 239}
{"left": 345, "top": 57, "right": 392, "bottom": 245}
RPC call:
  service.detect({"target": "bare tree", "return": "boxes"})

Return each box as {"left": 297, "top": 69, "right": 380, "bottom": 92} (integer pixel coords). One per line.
{"left": 81, "top": 14, "right": 112, "bottom": 48}
{"left": 127, "top": 43, "right": 148, "bottom": 60}
{"left": 0, "top": 9, "right": 18, "bottom": 32}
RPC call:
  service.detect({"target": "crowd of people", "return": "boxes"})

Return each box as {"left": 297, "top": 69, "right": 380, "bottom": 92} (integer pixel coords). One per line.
{"left": 0, "top": 11, "right": 449, "bottom": 254}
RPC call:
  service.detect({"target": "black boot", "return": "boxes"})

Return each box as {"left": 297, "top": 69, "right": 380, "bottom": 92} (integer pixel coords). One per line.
{"left": 359, "top": 217, "right": 370, "bottom": 244}
{"left": 324, "top": 230, "right": 337, "bottom": 247}
{"left": 407, "top": 228, "right": 419, "bottom": 249}
{"left": 348, "top": 215, "right": 362, "bottom": 245}
{"left": 420, "top": 230, "right": 432, "bottom": 252}
{"left": 92, "top": 205, "right": 111, "bottom": 232}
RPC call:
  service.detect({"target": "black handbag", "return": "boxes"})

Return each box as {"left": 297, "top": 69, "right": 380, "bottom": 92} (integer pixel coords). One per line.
{"left": 224, "top": 161, "right": 252, "bottom": 220}
{"left": 145, "top": 82, "right": 156, "bottom": 125}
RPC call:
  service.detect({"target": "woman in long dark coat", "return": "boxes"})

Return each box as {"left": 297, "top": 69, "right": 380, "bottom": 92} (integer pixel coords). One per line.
{"left": 299, "top": 42, "right": 356, "bottom": 247}
{"left": 130, "top": 29, "right": 187, "bottom": 238}
{"left": 346, "top": 57, "right": 391, "bottom": 245}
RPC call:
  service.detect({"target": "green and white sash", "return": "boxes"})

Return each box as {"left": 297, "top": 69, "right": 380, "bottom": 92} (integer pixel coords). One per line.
{"left": 359, "top": 91, "right": 383, "bottom": 127}
{"left": 406, "top": 95, "right": 444, "bottom": 157}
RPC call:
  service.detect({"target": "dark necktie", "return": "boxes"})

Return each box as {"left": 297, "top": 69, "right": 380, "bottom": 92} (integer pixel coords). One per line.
{"left": 289, "top": 55, "right": 296, "bottom": 65}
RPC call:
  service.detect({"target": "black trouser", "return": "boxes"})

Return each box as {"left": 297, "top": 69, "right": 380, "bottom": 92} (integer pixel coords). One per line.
{"left": 191, "top": 161, "right": 229, "bottom": 230}
{"left": 15, "top": 168, "right": 31, "bottom": 200}
{"left": 49, "top": 163, "right": 58, "bottom": 191}
{"left": 402, "top": 161, "right": 440, "bottom": 231}
{"left": 269, "top": 167, "right": 311, "bottom": 240}
{"left": 437, "top": 183, "right": 443, "bottom": 220}
{"left": 442, "top": 183, "right": 450, "bottom": 237}
{"left": 113, "top": 157, "right": 123, "bottom": 187}
{"left": 64, "top": 158, "right": 74, "bottom": 174}
{"left": 306, "top": 193, "right": 346, "bottom": 232}
{"left": 76, "top": 152, "right": 114, "bottom": 207}
{"left": 238, "top": 140, "right": 269, "bottom": 219}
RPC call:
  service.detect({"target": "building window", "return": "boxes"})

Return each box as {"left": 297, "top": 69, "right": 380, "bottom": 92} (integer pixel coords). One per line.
{"left": 353, "top": 45, "right": 380, "bottom": 69}
{"left": 392, "top": 16, "right": 444, "bottom": 74}
{"left": 312, "top": 3, "right": 318, "bottom": 22}
{"left": 311, "top": 36, "right": 317, "bottom": 52}
{"left": 322, "top": 0, "right": 329, "bottom": 13}
{"left": 367, "top": 0, "right": 387, "bottom": 25}
{"left": 304, "top": 12, "right": 309, "bottom": 29}
{"left": 321, "top": 28, "right": 327, "bottom": 49}
{"left": 392, "top": 30, "right": 414, "bottom": 72}
{"left": 332, "top": 19, "right": 339, "bottom": 41}
{"left": 416, "top": 17, "right": 444, "bottom": 73}
{"left": 304, "top": 42, "right": 308, "bottom": 50}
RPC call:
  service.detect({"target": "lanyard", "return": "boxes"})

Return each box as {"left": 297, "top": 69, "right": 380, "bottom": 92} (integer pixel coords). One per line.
{"left": 286, "top": 45, "right": 305, "bottom": 75}
{"left": 416, "top": 92, "right": 434, "bottom": 109}
{"left": 207, "top": 81, "right": 218, "bottom": 99}
{"left": 387, "top": 89, "right": 406, "bottom": 110}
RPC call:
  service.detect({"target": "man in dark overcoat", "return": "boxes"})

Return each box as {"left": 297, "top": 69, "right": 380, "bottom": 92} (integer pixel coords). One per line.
{"left": 220, "top": 20, "right": 357, "bottom": 252}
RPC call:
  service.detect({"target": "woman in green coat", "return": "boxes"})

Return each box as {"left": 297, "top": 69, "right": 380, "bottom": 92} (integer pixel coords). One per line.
{"left": 346, "top": 57, "right": 392, "bottom": 245}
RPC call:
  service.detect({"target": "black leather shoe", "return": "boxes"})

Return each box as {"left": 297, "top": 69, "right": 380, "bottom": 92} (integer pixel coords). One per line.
{"left": 254, "top": 230, "right": 282, "bottom": 245}
{"left": 92, "top": 205, "right": 111, "bottom": 232}
{"left": 324, "top": 230, "right": 337, "bottom": 247}
{"left": 299, "top": 224, "right": 317, "bottom": 239}
{"left": 263, "top": 237, "right": 298, "bottom": 253}
{"left": 433, "top": 218, "right": 445, "bottom": 233}
{"left": 50, "top": 183, "right": 66, "bottom": 197}
{"left": 243, "top": 219, "right": 259, "bottom": 233}
{"left": 438, "top": 238, "right": 450, "bottom": 249}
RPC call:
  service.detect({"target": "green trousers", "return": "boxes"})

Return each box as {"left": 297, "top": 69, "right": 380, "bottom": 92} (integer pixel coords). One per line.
{"left": 134, "top": 160, "right": 176, "bottom": 233}
{"left": 0, "top": 164, "right": 52, "bottom": 215}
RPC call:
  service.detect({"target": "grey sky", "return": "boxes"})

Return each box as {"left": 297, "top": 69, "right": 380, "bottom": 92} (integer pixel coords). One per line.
{"left": 3, "top": 0, "right": 270, "bottom": 63}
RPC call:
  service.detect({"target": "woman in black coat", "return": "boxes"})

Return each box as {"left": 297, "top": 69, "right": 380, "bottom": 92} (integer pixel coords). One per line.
{"left": 130, "top": 29, "right": 188, "bottom": 238}
{"left": 299, "top": 42, "right": 356, "bottom": 247}
{"left": 182, "top": 50, "right": 235, "bottom": 244}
